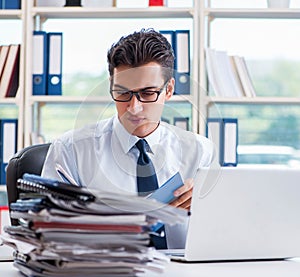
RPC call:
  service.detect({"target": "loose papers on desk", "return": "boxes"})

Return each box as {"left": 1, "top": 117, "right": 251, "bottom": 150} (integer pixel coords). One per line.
{"left": 1, "top": 174, "right": 188, "bottom": 276}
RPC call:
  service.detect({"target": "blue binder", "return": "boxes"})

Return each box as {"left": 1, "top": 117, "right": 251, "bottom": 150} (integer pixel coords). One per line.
{"left": 32, "top": 31, "right": 48, "bottom": 95}
{"left": 160, "top": 30, "right": 175, "bottom": 81}
{"left": 206, "top": 118, "right": 238, "bottom": 167}
{"left": 160, "top": 30, "right": 190, "bottom": 95}
{"left": 160, "top": 30, "right": 175, "bottom": 49}
{"left": 174, "top": 30, "right": 190, "bottom": 95}
{"left": 47, "top": 32, "right": 63, "bottom": 95}
{"left": 1, "top": 0, "right": 21, "bottom": 9}
{"left": 0, "top": 119, "right": 18, "bottom": 184}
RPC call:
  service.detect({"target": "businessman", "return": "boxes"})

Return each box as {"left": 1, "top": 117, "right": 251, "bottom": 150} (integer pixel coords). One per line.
{"left": 41, "top": 29, "right": 214, "bottom": 248}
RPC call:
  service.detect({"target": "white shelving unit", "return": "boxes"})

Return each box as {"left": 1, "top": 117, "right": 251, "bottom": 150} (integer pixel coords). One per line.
{"left": 198, "top": 5, "right": 300, "bottom": 135}
{"left": 0, "top": 2, "right": 26, "bottom": 150}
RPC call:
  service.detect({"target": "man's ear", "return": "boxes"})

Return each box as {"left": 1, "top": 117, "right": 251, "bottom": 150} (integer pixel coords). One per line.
{"left": 165, "top": 78, "right": 175, "bottom": 100}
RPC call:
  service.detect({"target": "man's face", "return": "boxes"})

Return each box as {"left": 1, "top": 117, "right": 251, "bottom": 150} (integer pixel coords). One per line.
{"left": 112, "top": 62, "right": 174, "bottom": 138}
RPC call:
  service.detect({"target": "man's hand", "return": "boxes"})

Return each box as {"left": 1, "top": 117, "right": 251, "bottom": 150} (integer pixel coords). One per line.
{"left": 169, "top": 178, "right": 194, "bottom": 211}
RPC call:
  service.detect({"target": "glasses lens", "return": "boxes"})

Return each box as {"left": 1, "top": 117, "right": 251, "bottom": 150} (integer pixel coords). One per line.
{"left": 112, "top": 91, "right": 131, "bottom": 102}
{"left": 138, "top": 91, "right": 158, "bottom": 102}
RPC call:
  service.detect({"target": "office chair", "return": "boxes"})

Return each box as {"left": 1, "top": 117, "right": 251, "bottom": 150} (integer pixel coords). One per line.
{"left": 6, "top": 143, "right": 51, "bottom": 226}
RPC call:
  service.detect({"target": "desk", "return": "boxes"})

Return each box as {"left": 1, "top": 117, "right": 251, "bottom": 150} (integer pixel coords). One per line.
{"left": 2, "top": 259, "right": 300, "bottom": 276}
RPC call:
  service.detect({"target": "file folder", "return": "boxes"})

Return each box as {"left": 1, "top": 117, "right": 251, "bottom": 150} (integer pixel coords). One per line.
{"left": 206, "top": 118, "right": 238, "bottom": 166}
{"left": 160, "top": 30, "right": 175, "bottom": 48}
{"left": 47, "top": 32, "right": 62, "bottom": 95}
{"left": 174, "top": 117, "right": 189, "bottom": 130}
{"left": 1, "top": 0, "right": 21, "bottom": 9}
{"left": 32, "top": 31, "right": 48, "bottom": 95}
{"left": 174, "top": 30, "right": 190, "bottom": 95}
{"left": 160, "top": 30, "right": 175, "bottom": 86}
{"left": 0, "top": 119, "right": 18, "bottom": 184}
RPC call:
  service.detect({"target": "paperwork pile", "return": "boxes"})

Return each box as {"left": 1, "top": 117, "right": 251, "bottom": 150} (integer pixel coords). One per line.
{"left": 1, "top": 174, "right": 187, "bottom": 276}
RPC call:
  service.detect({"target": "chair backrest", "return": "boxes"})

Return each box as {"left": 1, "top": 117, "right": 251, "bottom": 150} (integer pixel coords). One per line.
{"left": 6, "top": 143, "right": 51, "bottom": 225}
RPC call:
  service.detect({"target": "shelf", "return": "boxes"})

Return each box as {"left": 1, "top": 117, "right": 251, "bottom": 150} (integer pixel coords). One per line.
{"left": 0, "top": 97, "right": 20, "bottom": 105}
{"left": 0, "top": 10, "right": 22, "bottom": 19}
{"left": 205, "top": 8, "right": 300, "bottom": 19}
{"left": 205, "top": 96, "right": 300, "bottom": 105}
{"left": 28, "top": 94, "right": 193, "bottom": 104}
{"left": 31, "top": 7, "right": 193, "bottom": 19}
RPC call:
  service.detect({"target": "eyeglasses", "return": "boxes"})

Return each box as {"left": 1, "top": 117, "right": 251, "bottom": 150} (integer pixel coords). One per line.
{"left": 110, "top": 81, "right": 169, "bottom": 103}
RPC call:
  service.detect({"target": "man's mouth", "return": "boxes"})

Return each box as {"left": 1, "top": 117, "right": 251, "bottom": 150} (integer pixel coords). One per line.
{"left": 127, "top": 116, "right": 145, "bottom": 125}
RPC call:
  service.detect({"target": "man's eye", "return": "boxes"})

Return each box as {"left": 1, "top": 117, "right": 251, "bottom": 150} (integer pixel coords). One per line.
{"left": 140, "top": 91, "right": 156, "bottom": 97}
{"left": 117, "top": 91, "right": 130, "bottom": 96}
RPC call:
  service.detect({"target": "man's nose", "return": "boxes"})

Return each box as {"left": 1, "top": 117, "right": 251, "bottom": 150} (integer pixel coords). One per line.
{"left": 127, "top": 94, "right": 143, "bottom": 114}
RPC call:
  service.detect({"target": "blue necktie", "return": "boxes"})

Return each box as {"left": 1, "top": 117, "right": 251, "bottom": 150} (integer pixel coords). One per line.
{"left": 135, "top": 139, "right": 167, "bottom": 249}
{"left": 136, "top": 139, "right": 159, "bottom": 196}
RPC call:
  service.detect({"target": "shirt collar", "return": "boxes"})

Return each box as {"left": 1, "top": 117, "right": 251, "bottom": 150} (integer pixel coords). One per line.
{"left": 113, "top": 115, "right": 161, "bottom": 154}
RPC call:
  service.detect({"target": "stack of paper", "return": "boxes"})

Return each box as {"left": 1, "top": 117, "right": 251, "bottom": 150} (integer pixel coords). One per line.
{"left": 1, "top": 174, "right": 187, "bottom": 276}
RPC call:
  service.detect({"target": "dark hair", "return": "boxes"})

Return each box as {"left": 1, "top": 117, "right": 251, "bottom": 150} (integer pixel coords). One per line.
{"left": 107, "top": 28, "right": 174, "bottom": 81}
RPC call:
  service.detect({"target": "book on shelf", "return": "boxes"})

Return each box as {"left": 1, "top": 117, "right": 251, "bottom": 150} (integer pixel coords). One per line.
{"left": 205, "top": 48, "right": 256, "bottom": 98}
{"left": 0, "top": 45, "right": 10, "bottom": 79}
{"left": 214, "top": 50, "right": 244, "bottom": 98}
{"left": 232, "top": 55, "right": 256, "bottom": 97}
{"left": 0, "top": 44, "right": 20, "bottom": 98}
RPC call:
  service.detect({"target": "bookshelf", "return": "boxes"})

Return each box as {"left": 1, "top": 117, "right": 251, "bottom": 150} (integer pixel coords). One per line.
{"left": 199, "top": 4, "right": 300, "bottom": 135}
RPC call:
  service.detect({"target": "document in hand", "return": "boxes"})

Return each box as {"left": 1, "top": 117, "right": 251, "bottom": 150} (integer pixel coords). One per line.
{"left": 2, "top": 174, "right": 188, "bottom": 276}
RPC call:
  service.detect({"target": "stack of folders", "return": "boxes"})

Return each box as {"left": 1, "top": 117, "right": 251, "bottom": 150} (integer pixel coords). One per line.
{"left": 1, "top": 174, "right": 187, "bottom": 276}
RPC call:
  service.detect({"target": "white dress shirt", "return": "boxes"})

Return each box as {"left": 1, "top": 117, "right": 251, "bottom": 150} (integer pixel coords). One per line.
{"left": 41, "top": 115, "right": 215, "bottom": 248}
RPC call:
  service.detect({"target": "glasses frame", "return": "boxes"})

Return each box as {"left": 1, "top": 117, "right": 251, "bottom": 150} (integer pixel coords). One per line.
{"left": 110, "top": 80, "right": 169, "bottom": 103}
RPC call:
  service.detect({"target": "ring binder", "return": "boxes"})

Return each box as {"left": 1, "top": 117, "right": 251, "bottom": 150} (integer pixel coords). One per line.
{"left": 18, "top": 174, "right": 95, "bottom": 202}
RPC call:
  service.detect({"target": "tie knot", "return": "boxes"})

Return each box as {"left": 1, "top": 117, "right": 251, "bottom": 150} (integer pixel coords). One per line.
{"left": 135, "top": 139, "right": 148, "bottom": 154}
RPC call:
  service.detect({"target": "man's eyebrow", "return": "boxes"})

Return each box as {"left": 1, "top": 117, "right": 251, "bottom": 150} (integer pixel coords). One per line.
{"left": 112, "top": 84, "right": 128, "bottom": 90}
{"left": 112, "top": 84, "right": 158, "bottom": 91}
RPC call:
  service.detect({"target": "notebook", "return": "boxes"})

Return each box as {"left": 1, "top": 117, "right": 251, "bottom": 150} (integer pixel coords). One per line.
{"left": 163, "top": 167, "right": 300, "bottom": 262}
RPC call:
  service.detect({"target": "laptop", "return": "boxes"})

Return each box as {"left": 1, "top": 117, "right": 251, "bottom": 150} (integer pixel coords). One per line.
{"left": 163, "top": 167, "right": 300, "bottom": 262}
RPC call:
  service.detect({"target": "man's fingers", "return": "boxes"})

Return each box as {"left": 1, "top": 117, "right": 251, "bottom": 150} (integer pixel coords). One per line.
{"left": 170, "top": 188, "right": 193, "bottom": 210}
{"left": 174, "top": 178, "right": 193, "bottom": 197}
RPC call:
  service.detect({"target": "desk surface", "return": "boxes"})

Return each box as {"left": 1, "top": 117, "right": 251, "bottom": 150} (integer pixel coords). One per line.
{"left": 2, "top": 259, "right": 300, "bottom": 276}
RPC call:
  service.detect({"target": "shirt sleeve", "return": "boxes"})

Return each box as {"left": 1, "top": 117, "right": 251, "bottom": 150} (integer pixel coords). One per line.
{"left": 41, "top": 139, "right": 81, "bottom": 186}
